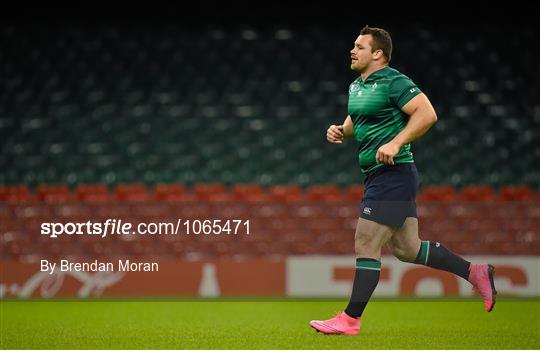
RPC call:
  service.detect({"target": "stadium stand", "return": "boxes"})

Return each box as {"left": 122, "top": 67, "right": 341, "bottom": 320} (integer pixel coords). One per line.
{"left": 1, "top": 184, "right": 539, "bottom": 260}
{"left": 0, "top": 22, "right": 538, "bottom": 259}
{"left": 0, "top": 24, "right": 537, "bottom": 188}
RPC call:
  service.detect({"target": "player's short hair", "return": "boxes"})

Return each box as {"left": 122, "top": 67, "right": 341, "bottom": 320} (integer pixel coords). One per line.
{"left": 360, "top": 25, "right": 393, "bottom": 63}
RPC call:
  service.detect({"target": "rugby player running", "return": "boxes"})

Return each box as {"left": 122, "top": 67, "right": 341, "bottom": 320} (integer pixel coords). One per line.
{"left": 309, "top": 26, "right": 496, "bottom": 335}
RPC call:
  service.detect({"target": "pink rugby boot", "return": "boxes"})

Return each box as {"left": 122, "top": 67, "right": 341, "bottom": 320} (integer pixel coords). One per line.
{"left": 310, "top": 311, "right": 361, "bottom": 335}
{"left": 468, "top": 264, "right": 497, "bottom": 312}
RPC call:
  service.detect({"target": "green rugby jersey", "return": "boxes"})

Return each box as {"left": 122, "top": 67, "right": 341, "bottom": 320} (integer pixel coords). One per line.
{"left": 348, "top": 66, "right": 421, "bottom": 174}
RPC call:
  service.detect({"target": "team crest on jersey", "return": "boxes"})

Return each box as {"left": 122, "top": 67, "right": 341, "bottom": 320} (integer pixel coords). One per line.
{"left": 349, "top": 83, "right": 360, "bottom": 93}
{"left": 371, "top": 82, "right": 378, "bottom": 91}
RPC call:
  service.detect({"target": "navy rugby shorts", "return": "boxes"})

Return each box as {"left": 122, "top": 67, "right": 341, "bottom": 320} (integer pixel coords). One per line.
{"left": 359, "top": 163, "right": 420, "bottom": 227}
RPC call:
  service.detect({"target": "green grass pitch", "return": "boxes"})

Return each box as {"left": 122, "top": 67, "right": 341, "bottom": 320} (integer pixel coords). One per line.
{"left": 1, "top": 298, "right": 539, "bottom": 349}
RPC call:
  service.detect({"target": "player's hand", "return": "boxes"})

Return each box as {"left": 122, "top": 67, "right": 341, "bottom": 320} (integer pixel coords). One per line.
{"left": 327, "top": 124, "right": 344, "bottom": 144}
{"left": 376, "top": 141, "right": 401, "bottom": 165}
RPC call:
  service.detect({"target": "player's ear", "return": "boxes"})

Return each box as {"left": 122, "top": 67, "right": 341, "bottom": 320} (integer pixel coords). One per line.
{"left": 373, "top": 49, "right": 383, "bottom": 60}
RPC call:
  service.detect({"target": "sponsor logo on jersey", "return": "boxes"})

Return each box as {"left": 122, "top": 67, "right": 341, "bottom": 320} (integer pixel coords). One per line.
{"left": 363, "top": 207, "right": 371, "bottom": 215}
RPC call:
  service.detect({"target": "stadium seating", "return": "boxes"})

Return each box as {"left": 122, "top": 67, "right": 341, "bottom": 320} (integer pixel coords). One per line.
{"left": 417, "top": 185, "right": 457, "bottom": 202}
{"left": 460, "top": 185, "right": 497, "bottom": 201}
{"left": 306, "top": 184, "right": 343, "bottom": 202}
{"left": 0, "top": 23, "right": 538, "bottom": 260}
{"left": 36, "top": 184, "right": 72, "bottom": 202}
{"left": 154, "top": 183, "right": 187, "bottom": 201}
{"left": 193, "top": 183, "right": 227, "bottom": 201}
{"left": 75, "top": 183, "right": 110, "bottom": 201}
{"left": 231, "top": 184, "right": 269, "bottom": 201}
{"left": 0, "top": 185, "right": 34, "bottom": 202}
{"left": 114, "top": 183, "right": 153, "bottom": 202}
{"left": 270, "top": 184, "right": 305, "bottom": 202}
{"left": 344, "top": 185, "right": 365, "bottom": 201}
{"left": 0, "top": 183, "right": 540, "bottom": 259}
{"left": 499, "top": 185, "right": 537, "bottom": 201}
{"left": 0, "top": 24, "right": 537, "bottom": 188}
{"left": 2, "top": 195, "right": 538, "bottom": 260}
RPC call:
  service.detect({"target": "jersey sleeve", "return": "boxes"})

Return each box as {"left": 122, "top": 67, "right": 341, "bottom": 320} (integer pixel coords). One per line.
{"left": 389, "top": 76, "right": 422, "bottom": 109}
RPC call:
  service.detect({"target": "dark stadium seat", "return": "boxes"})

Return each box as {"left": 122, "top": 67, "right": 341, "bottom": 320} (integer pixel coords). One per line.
{"left": 0, "top": 24, "right": 535, "bottom": 188}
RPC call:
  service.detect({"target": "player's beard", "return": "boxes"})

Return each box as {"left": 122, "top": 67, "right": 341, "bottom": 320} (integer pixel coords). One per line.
{"left": 351, "top": 60, "right": 362, "bottom": 73}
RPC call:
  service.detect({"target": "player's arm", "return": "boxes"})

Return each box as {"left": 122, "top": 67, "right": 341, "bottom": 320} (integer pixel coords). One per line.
{"left": 376, "top": 93, "right": 437, "bottom": 164}
{"left": 393, "top": 93, "right": 437, "bottom": 146}
{"left": 327, "top": 115, "right": 354, "bottom": 144}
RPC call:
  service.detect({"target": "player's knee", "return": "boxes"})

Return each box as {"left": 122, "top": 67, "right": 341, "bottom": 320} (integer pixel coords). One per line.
{"left": 355, "top": 243, "right": 373, "bottom": 257}
{"left": 354, "top": 232, "right": 380, "bottom": 257}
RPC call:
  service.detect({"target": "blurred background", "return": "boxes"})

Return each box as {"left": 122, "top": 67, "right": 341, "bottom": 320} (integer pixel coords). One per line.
{"left": 1, "top": 8, "right": 539, "bottom": 297}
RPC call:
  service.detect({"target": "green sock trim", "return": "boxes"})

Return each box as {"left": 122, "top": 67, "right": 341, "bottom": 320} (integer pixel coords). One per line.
{"left": 417, "top": 240, "right": 430, "bottom": 265}
{"left": 356, "top": 259, "right": 381, "bottom": 271}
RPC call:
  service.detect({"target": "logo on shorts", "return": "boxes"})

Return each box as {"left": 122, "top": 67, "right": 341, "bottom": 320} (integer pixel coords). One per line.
{"left": 363, "top": 207, "right": 372, "bottom": 215}
{"left": 435, "top": 242, "right": 440, "bottom": 247}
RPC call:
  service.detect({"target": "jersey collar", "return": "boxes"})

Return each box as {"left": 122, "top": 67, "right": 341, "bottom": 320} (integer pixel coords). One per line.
{"left": 361, "top": 66, "right": 390, "bottom": 83}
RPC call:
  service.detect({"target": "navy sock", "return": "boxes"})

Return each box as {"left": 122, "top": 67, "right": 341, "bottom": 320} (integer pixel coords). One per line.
{"left": 415, "top": 240, "right": 471, "bottom": 280}
{"left": 345, "top": 258, "right": 381, "bottom": 318}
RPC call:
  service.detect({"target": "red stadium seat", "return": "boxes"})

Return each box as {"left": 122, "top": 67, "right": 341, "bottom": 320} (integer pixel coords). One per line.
{"left": 54, "top": 203, "right": 93, "bottom": 220}
{"left": 231, "top": 184, "right": 267, "bottom": 201}
{"left": 240, "top": 193, "right": 272, "bottom": 202}
{"left": 460, "top": 185, "right": 497, "bottom": 201}
{"left": 0, "top": 185, "right": 34, "bottom": 202}
{"left": 79, "top": 193, "right": 112, "bottom": 202}
{"left": 114, "top": 183, "right": 153, "bottom": 202}
{"left": 75, "top": 183, "right": 110, "bottom": 202}
{"left": 36, "top": 184, "right": 72, "bottom": 202}
{"left": 499, "top": 185, "right": 536, "bottom": 201}
{"left": 192, "top": 183, "right": 226, "bottom": 201}
{"left": 206, "top": 192, "right": 236, "bottom": 202}
{"left": 417, "top": 184, "right": 458, "bottom": 202}
{"left": 41, "top": 192, "right": 73, "bottom": 203}
{"left": 344, "top": 185, "right": 365, "bottom": 201}
{"left": 154, "top": 183, "right": 187, "bottom": 201}
{"left": 306, "top": 185, "right": 343, "bottom": 202}
{"left": 269, "top": 184, "right": 305, "bottom": 202}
